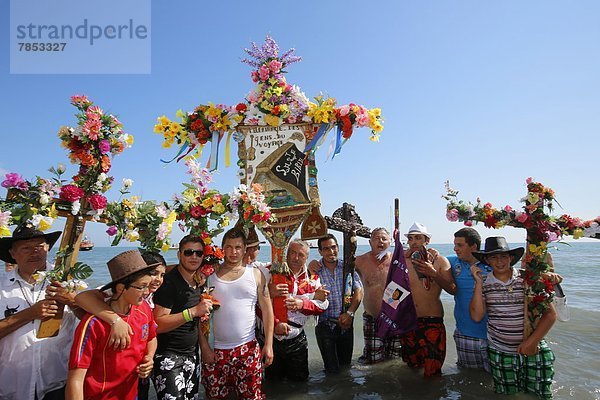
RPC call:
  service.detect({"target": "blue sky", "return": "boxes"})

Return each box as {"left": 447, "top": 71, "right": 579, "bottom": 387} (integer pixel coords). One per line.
{"left": 2, "top": 1, "right": 599, "bottom": 247}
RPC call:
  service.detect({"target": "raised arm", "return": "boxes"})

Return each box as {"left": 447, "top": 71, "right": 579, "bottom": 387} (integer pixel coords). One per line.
{"left": 75, "top": 289, "right": 132, "bottom": 349}
{"left": 469, "top": 265, "right": 486, "bottom": 322}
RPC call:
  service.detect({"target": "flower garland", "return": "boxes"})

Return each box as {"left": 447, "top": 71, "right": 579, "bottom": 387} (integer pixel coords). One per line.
{"left": 228, "top": 183, "right": 274, "bottom": 229}
{"left": 443, "top": 178, "right": 600, "bottom": 328}
{"left": 0, "top": 166, "right": 65, "bottom": 234}
{"left": 58, "top": 95, "right": 133, "bottom": 219}
{"left": 104, "top": 180, "right": 177, "bottom": 253}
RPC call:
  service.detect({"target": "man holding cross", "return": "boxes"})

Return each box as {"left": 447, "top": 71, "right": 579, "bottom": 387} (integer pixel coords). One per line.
{"left": 0, "top": 226, "right": 79, "bottom": 400}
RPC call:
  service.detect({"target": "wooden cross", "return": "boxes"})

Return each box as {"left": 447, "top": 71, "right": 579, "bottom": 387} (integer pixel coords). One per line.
{"left": 325, "top": 202, "right": 371, "bottom": 289}
{"left": 445, "top": 179, "right": 600, "bottom": 337}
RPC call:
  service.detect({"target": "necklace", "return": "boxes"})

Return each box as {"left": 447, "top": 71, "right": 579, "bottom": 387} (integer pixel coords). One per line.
{"left": 17, "top": 279, "right": 46, "bottom": 323}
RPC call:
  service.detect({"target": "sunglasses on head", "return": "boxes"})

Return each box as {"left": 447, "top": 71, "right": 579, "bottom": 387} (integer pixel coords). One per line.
{"left": 182, "top": 249, "right": 203, "bottom": 257}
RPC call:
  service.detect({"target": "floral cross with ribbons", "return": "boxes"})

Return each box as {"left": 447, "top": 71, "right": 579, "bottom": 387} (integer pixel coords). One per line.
{"left": 443, "top": 178, "right": 600, "bottom": 335}
{"left": 154, "top": 35, "right": 384, "bottom": 170}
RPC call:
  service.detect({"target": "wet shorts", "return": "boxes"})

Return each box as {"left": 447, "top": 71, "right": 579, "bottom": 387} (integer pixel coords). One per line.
{"left": 400, "top": 317, "right": 446, "bottom": 377}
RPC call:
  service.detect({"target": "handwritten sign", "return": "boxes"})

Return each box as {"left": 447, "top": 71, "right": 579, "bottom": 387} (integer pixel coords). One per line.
{"left": 271, "top": 143, "right": 308, "bottom": 201}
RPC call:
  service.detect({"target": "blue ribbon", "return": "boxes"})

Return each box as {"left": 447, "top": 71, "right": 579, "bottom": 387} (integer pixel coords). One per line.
{"left": 208, "top": 131, "right": 221, "bottom": 171}
{"left": 304, "top": 123, "right": 331, "bottom": 154}
{"left": 160, "top": 142, "right": 190, "bottom": 164}
{"left": 332, "top": 125, "right": 344, "bottom": 159}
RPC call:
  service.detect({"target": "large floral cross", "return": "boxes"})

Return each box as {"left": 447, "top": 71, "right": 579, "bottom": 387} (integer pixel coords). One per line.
{"left": 444, "top": 178, "right": 600, "bottom": 337}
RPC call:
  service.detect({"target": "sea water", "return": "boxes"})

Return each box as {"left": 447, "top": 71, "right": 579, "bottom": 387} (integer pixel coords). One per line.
{"left": 6, "top": 242, "right": 598, "bottom": 399}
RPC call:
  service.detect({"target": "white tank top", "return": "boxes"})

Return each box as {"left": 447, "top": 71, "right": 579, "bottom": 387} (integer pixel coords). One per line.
{"left": 212, "top": 266, "right": 258, "bottom": 349}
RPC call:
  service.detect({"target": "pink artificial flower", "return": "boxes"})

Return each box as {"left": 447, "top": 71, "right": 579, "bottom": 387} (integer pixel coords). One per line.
{"left": 338, "top": 105, "right": 350, "bottom": 117}
{"left": 546, "top": 231, "right": 560, "bottom": 243}
{"left": 83, "top": 117, "right": 102, "bottom": 141}
{"left": 70, "top": 95, "right": 91, "bottom": 107}
{"left": 1, "top": 173, "right": 28, "bottom": 190}
{"left": 464, "top": 220, "right": 473, "bottom": 227}
{"left": 516, "top": 212, "right": 528, "bottom": 223}
{"left": 88, "top": 194, "right": 107, "bottom": 210}
{"left": 258, "top": 65, "right": 271, "bottom": 81}
{"left": 503, "top": 205, "right": 513, "bottom": 212}
{"left": 106, "top": 226, "right": 118, "bottom": 236}
{"left": 268, "top": 59, "right": 283, "bottom": 73}
{"left": 446, "top": 209, "right": 459, "bottom": 222}
{"left": 526, "top": 177, "right": 534, "bottom": 184}
{"left": 355, "top": 112, "right": 370, "bottom": 126}
{"left": 251, "top": 71, "right": 259, "bottom": 83}
{"left": 60, "top": 184, "right": 85, "bottom": 202}
{"left": 99, "top": 139, "right": 111, "bottom": 154}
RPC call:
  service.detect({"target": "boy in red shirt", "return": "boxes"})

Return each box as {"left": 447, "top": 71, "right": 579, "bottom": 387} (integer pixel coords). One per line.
{"left": 66, "top": 250, "right": 158, "bottom": 400}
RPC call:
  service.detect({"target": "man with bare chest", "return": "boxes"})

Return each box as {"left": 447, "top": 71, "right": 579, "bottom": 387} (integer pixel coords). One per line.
{"left": 355, "top": 228, "right": 402, "bottom": 364}
{"left": 401, "top": 222, "right": 455, "bottom": 377}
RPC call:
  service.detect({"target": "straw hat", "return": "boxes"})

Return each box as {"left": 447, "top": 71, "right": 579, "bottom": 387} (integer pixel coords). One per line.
{"left": 473, "top": 237, "right": 524, "bottom": 266}
{"left": 100, "top": 250, "right": 159, "bottom": 291}
{"left": 0, "top": 225, "right": 62, "bottom": 263}
{"left": 404, "top": 222, "right": 432, "bottom": 239}
{"left": 246, "top": 226, "right": 266, "bottom": 248}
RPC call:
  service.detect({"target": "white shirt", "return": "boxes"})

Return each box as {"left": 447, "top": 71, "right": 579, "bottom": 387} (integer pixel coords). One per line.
{"left": 212, "top": 266, "right": 258, "bottom": 349}
{"left": 0, "top": 268, "right": 77, "bottom": 399}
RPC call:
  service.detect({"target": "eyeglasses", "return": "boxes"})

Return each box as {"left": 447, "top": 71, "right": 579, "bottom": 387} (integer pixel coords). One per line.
{"left": 129, "top": 284, "right": 150, "bottom": 292}
{"left": 182, "top": 249, "right": 204, "bottom": 257}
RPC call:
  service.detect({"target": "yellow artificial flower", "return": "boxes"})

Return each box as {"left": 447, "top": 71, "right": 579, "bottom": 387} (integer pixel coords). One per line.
{"left": 370, "top": 108, "right": 382, "bottom": 117}
{"left": 202, "top": 235, "right": 212, "bottom": 245}
{"left": 260, "top": 100, "right": 274, "bottom": 111}
{"left": 162, "top": 242, "right": 171, "bottom": 252}
{"left": 527, "top": 192, "right": 540, "bottom": 205}
{"left": 202, "top": 198, "right": 214, "bottom": 208}
{"left": 175, "top": 109, "right": 186, "bottom": 119}
{"left": 219, "top": 216, "right": 230, "bottom": 228}
{"left": 204, "top": 103, "right": 222, "bottom": 120}
{"left": 573, "top": 228, "right": 584, "bottom": 239}
{"left": 126, "top": 135, "right": 134, "bottom": 146}
{"left": 49, "top": 204, "right": 58, "bottom": 219}
{"left": 154, "top": 116, "right": 171, "bottom": 133}
{"left": 369, "top": 133, "right": 380, "bottom": 142}
{"left": 0, "top": 226, "right": 10, "bottom": 237}
{"left": 212, "top": 203, "right": 225, "bottom": 214}
{"left": 125, "top": 230, "right": 140, "bottom": 242}
{"left": 38, "top": 218, "right": 52, "bottom": 231}
{"left": 162, "top": 139, "right": 174, "bottom": 148}
{"left": 528, "top": 243, "right": 547, "bottom": 257}
{"left": 165, "top": 211, "right": 177, "bottom": 225}
{"left": 264, "top": 114, "right": 282, "bottom": 127}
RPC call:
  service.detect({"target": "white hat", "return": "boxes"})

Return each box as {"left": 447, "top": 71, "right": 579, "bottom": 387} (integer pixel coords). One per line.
{"left": 404, "top": 222, "right": 431, "bottom": 239}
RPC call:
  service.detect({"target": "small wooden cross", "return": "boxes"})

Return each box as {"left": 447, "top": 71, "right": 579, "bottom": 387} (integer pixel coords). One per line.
{"left": 325, "top": 203, "right": 371, "bottom": 307}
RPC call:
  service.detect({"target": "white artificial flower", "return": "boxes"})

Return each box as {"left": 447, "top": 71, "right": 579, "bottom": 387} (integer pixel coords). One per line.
{"left": 71, "top": 200, "right": 81, "bottom": 216}
{"left": 122, "top": 178, "right": 134, "bottom": 188}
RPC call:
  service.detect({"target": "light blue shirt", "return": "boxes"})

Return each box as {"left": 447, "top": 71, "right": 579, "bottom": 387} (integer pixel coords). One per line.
{"left": 448, "top": 255, "right": 492, "bottom": 339}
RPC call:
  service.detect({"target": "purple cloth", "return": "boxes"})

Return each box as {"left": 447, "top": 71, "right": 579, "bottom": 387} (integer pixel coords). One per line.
{"left": 375, "top": 235, "right": 417, "bottom": 338}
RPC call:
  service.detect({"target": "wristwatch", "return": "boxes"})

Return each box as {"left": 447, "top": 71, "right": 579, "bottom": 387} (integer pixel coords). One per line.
{"left": 346, "top": 311, "right": 355, "bottom": 318}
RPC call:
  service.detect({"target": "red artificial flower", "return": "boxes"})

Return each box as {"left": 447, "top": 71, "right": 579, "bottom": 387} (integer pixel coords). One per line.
{"left": 190, "top": 206, "right": 207, "bottom": 219}
{"left": 200, "top": 264, "right": 215, "bottom": 277}
{"left": 272, "top": 105, "right": 280, "bottom": 115}
{"left": 60, "top": 184, "right": 85, "bottom": 202}
{"left": 190, "top": 119, "right": 204, "bottom": 132}
{"left": 252, "top": 214, "right": 263, "bottom": 224}
{"left": 88, "top": 194, "right": 107, "bottom": 210}
{"left": 235, "top": 103, "right": 247, "bottom": 113}
{"left": 483, "top": 215, "right": 498, "bottom": 228}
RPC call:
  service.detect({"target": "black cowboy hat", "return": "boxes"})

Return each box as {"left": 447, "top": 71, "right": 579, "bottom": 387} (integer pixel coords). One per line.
{"left": 473, "top": 236, "right": 524, "bottom": 266}
{"left": 0, "top": 225, "right": 62, "bottom": 264}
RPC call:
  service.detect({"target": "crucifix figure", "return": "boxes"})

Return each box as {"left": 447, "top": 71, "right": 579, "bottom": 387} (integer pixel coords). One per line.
{"left": 444, "top": 178, "right": 600, "bottom": 337}
{"left": 325, "top": 202, "right": 371, "bottom": 310}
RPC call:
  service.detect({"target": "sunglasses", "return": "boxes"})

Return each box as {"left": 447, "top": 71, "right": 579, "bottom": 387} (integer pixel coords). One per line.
{"left": 182, "top": 249, "right": 204, "bottom": 257}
